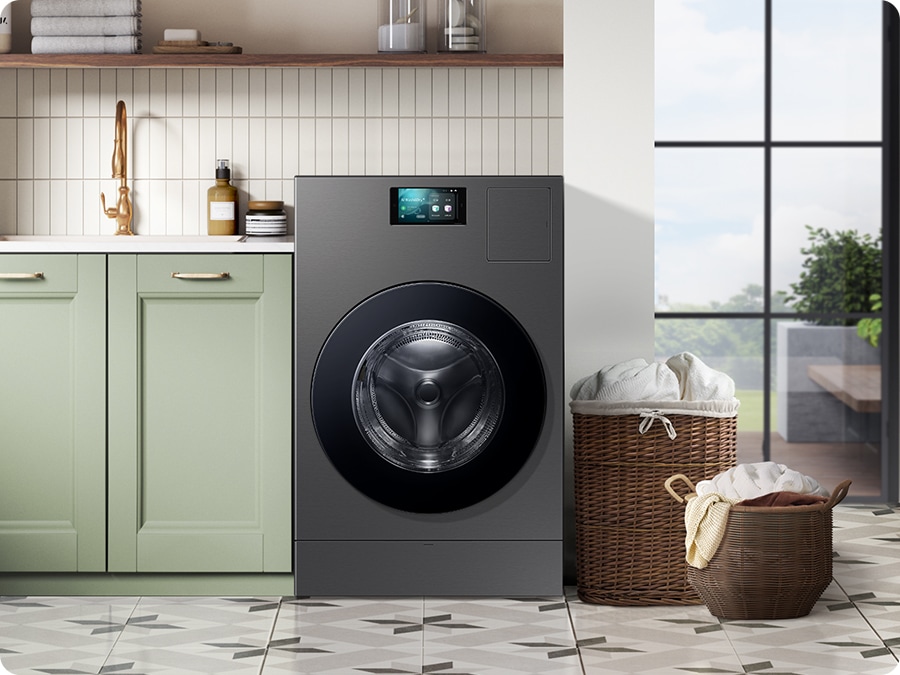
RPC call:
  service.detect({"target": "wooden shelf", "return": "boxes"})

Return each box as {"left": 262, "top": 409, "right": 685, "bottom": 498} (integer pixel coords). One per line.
{"left": 0, "top": 53, "right": 562, "bottom": 69}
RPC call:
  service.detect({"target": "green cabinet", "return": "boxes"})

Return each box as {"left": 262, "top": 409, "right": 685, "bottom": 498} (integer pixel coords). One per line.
{"left": 0, "top": 255, "right": 106, "bottom": 572}
{"left": 0, "top": 252, "right": 292, "bottom": 580}
{"left": 108, "top": 254, "right": 292, "bottom": 573}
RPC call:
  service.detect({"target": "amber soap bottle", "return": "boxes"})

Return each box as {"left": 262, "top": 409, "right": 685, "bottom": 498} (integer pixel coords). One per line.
{"left": 207, "top": 159, "right": 238, "bottom": 235}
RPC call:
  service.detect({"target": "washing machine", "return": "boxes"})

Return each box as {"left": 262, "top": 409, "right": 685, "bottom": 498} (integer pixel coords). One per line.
{"left": 294, "top": 176, "right": 563, "bottom": 596}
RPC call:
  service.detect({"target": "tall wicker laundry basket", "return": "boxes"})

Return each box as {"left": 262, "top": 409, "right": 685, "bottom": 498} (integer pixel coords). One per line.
{"left": 665, "top": 474, "right": 851, "bottom": 620}
{"left": 571, "top": 400, "right": 738, "bottom": 606}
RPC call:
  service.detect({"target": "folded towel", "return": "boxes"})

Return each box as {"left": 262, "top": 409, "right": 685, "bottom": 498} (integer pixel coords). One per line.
{"left": 696, "top": 462, "right": 829, "bottom": 501}
{"left": 31, "top": 16, "right": 141, "bottom": 37}
{"left": 666, "top": 352, "right": 735, "bottom": 401}
{"left": 569, "top": 357, "right": 680, "bottom": 402}
{"left": 31, "top": 0, "right": 141, "bottom": 17}
{"left": 31, "top": 35, "right": 141, "bottom": 54}
{"left": 684, "top": 491, "right": 737, "bottom": 569}
{"left": 736, "top": 491, "right": 829, "bottom": 508}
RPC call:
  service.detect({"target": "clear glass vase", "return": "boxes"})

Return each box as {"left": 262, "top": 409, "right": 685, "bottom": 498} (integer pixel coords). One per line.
{"left": 378, "top": 0, "right": 425, "bottom": 53}
{"left": 438, "top": 0, "right": 486, "bottom": 53}
{"left": 0, "top": 2, "right": 13, "bottom": 55}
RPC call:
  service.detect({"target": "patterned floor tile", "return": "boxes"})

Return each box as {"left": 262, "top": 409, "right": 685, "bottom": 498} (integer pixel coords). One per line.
{"left": 263, "top": 597, "right": 424, "bottom": 674}
{"left": 833, "top": 506, "right": 900, "bottom": 598}
{"left": 566, "top": 593, "right": 743, "bottom": 674}
{"left": 421, "top": 596, "right": 581, "bottom": 674}
{"left": 7, "top": 504, "right": 900, "bottom": 674}
{"left": 720, "top": 583, "right": 898, "bottom": 675}
{"left": 102, "top": 596, "right": 279, "bottom": 675}
{"left": 0, "top": 595, "right": 139, "bottom": 675}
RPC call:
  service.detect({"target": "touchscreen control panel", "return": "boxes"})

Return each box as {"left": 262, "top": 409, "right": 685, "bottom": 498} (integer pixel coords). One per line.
{"left": 390, "top": 187, "right": 466, "bottom": 225}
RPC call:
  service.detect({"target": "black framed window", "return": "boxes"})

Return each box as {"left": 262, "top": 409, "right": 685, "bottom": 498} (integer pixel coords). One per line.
{"left": 655, "top": 0, "right": 899, "bottom": 500}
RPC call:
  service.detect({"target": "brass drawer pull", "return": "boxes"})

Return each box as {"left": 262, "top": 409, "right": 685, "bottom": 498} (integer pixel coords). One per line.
{"left": 171, "top": 272, "right": 231, "bottom": 280}
{"left": 0, "top": 272, "right": 44, "bottom": 280}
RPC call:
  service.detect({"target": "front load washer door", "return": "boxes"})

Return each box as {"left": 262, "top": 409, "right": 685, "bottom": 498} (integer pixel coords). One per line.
{"left": 311, "top": 282, "right": 546, "bottom": 513}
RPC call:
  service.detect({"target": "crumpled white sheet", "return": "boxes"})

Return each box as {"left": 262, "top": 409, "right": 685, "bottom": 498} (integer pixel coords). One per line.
{"left": 666, "top": 352, "right": 736, "bottom": 401}
{"left": 695, "top": 462, "right": 830, "bottom": 501}
{"left": 569, "top": 357, "right": 680, "bottom": 402}
{"left": 569, "top": 352, "right": 734, "bottom": 403}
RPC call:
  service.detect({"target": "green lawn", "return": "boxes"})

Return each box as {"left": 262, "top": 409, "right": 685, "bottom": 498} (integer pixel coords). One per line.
{"left": 734, "top": 389, "right": 774, "bottom": 432}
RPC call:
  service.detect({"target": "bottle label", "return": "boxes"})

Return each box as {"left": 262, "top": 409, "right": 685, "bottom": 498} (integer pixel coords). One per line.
{"left": 210, "top": 201, "right": 235, "bottom": 220}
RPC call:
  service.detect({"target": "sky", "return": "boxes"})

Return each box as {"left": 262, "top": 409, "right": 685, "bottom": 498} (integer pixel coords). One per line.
{"left": 654, "top": 0, "right": 884, "bottom": 310}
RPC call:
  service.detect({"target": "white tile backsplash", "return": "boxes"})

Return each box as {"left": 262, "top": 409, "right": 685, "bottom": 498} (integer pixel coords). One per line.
{"left": 1, "top": 67, "right": 563, "bottom": 236}
{"left": 0, "top": 119, "right": 15, "bottom": 180}
{"left": 0, "top": 70, "right": 16, "bottom": 118}
{"left": 12, "top": 127, "right": 26, "bottom": 183}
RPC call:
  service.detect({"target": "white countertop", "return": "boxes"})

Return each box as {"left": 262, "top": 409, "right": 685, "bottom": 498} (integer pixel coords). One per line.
{"left": 0, "top": 235, "right": 294, "bottom": 253}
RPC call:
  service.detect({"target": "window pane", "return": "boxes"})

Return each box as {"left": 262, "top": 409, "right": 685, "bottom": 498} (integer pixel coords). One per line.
{"left": 772, "top": 0, "right": 882, "bottom": 141}
{"left": 771, "top": 148, "right": 882, "bottom": 314}
{"left": 773, "top": 318, "right": 881, "bottom": 498}
{"left": 654, "top": 317, "right": 764, "bottom": 452}
{"left": 655, "top": 148, "right": 764, "bottom": 311}
{"left": 655, "top": 0, "right": 765, "bottom": 140}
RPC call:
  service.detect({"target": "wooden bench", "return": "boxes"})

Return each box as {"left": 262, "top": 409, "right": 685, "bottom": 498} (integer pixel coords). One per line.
{"left": 806, "top": 364, "right": 881, "bottom": 414}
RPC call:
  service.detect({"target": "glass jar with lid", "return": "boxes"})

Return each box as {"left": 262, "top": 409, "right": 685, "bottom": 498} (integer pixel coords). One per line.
{"left": 378, "top": 0, "right": 425, "bottom": 53}
{"left": 438, "top": 0, "right": 486, "bottom": 53}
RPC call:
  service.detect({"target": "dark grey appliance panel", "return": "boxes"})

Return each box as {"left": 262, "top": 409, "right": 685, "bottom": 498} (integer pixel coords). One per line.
{"left": 487, "top": 187, "right": 552, "bottom": 261}
{"left": 294, "top": 176, "right": 563, "bottom": 596}
{"left": 296, "top": 541, "right": 563, "bottom": 596}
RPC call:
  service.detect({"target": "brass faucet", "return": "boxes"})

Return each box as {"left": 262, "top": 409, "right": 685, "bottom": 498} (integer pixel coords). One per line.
{"left": 100, "top": 100, "right": 134, "bottom": 235}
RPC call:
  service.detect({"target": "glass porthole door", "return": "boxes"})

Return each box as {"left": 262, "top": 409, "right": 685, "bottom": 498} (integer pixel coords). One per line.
{"left": 311, "top": 282, "right": 545, "bottom": 513}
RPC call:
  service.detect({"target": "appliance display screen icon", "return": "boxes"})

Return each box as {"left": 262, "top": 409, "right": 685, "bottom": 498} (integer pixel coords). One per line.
{"left": 391, "top": 187, "right": 466, "bottom": 225}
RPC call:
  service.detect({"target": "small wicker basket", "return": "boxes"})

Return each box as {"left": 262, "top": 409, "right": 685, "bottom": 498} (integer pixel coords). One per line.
{"left": 665, "top": 474, "right": 851, "bottom": 620}
{"left": 572, "top": 403, "right": 737, "bottom": 606}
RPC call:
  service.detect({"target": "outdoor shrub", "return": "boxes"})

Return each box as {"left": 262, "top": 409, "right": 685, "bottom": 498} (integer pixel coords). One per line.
{"left": 786, "top": 225, "right": 882, "bottom": 326}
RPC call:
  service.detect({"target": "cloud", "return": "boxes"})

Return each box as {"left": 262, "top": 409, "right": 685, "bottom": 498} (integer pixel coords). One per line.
{"left": 655, "top": 0, "right": 764, "bottom": 140}
{"left": 655, "top": 0, "right": 883, "bottom": 309}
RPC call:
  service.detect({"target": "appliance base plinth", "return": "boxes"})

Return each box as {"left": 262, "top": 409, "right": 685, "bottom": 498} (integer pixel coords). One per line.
{"left": 295, "top": 540, "right": 562, "bottom": 596}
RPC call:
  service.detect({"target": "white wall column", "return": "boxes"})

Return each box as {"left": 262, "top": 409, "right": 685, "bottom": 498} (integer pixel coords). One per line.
{"left": 563, "top": 0, "right": 655, "bottom": 577}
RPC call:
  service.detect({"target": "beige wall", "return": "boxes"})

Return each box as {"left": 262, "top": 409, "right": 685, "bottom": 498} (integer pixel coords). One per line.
{"left": 11, "top": 0, "right": 563, "bottom": 55}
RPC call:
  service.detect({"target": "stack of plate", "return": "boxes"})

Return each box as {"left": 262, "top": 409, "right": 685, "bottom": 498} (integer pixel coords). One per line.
{"left": 245, "top": 200, "right": 288, "bottom": 236}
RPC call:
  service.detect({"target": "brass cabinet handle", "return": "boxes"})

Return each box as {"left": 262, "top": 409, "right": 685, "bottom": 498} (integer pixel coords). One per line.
{"left": 0, "top": 272, "right": 44, "bottom": 279}
{"left": 170, "top": 272, "right": 231, "bottom": 280}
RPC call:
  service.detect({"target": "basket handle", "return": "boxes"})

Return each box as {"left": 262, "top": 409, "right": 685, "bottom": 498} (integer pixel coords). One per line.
{"left": 825, "top": 479, "right": 852, "bottom": 509}
{"left": 664, "top": 474, "right": 697, "bottom": 504}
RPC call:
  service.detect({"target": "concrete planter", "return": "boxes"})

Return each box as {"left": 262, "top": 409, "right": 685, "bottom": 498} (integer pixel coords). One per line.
{"left": 776, "top": 323, "right": 880, "bottom": 443}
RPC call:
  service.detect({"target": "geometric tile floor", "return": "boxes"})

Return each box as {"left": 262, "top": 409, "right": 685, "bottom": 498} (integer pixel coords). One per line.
{"left": 2, "top": 506, "right": 900, "bottom": 674}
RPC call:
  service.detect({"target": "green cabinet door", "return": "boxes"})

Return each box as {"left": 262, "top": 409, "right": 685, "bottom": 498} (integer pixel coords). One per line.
{"left": 0, "top": 255, "right": 106, "bottom": 572}
{"left": 107, "top": 254, "right": 292, "bottom": 573}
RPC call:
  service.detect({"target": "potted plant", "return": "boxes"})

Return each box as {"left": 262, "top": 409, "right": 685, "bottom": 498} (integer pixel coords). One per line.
{"left": 777, "top": 225, "right": 882, "bottom": 443}
{"left": 857, "top": 294, "right": 882, "bottom": 347}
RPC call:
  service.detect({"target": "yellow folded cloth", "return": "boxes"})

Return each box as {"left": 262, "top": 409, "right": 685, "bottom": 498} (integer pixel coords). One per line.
{"left": 684, "top": 492, "right": 737, "bottom": 568}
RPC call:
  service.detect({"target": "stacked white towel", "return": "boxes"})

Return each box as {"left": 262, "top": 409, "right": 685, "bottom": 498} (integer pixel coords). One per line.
{"left": 31, "top": 0, "right": 141, "bottom": 54}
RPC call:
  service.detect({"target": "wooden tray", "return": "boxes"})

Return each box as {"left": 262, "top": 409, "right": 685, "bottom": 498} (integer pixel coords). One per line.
{"left": 152, "top": 44, "right": 242, "bottom": 54}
